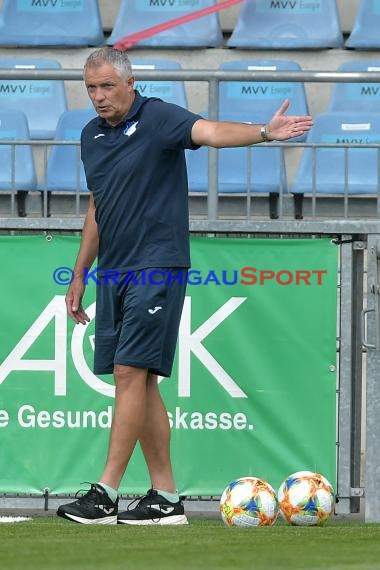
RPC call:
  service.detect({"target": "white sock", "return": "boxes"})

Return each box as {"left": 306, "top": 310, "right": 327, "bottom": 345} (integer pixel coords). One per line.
{"left": 156, "top": 489, "right": 179, "bottom": 503}
{"left": 98, "top": 482, "right": 118, "bottom": 503}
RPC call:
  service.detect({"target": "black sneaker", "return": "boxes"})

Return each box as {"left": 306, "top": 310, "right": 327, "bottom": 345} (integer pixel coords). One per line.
{"left": 57, "top": 483, "right": 118, "bottom": 525}
{"left": 117, "top": 489, "right": 188, "bottom": 525}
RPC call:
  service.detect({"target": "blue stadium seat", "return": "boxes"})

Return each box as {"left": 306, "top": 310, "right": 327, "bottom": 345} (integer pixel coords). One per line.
{"left": 328, "top": 61, "right": 380, "bottom": 112}
{"left": 228, "top": 0, "right": 343, "bottom": 49}
{"left": 38, "top": 109, "right": 96, "bottom": 193}
{"left": 0, "top": 0, "right": 103, "bottom": 46}
{"left": 186, "top": 112, "right": 287, "bottom": 218}
{"left": 0, "top": 109, "right": 37, "bottom": 195}
{"left": 131, "top": 59, "right": 188, "bottom": 107}
{"left": 0, "top": 58, "right": 67, "bottom": 139}
{"left": 107, "top": 0, "right": 222, "bottom": 48}
{"left": 219, "top": 60, "right": 309, "bottom": 141}
{"left": 346, "top": 0, "right": 380, "bottom": 48}
{"left": 291, "top": 112, "right": 380, "bottom": 196}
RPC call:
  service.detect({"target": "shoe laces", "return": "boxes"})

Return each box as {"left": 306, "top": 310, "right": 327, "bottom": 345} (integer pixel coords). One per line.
{"left": 127, "top": 488, "right": 156, "bottom": 512}
{"left": 74, "top": 482, "right": 102, "bottom": 506}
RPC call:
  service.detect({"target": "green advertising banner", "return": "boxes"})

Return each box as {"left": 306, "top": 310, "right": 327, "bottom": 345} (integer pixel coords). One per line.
{"left": 0, "top": 235, "right": 338, "bottom": 496}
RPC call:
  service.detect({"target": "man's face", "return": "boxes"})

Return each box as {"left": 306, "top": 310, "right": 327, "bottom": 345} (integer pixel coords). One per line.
{"left": 84, "top": 62, "right": 135, "bottom": 126}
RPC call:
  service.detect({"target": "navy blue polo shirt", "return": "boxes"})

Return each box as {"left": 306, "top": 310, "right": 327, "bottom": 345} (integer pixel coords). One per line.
{"left": 81, "top": 91, "right": 201, "bottom": 273}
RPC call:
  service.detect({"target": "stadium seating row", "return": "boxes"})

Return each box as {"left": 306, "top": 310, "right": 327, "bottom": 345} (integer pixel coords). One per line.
{"left": 0, "top": 0, "right": 378, "bottom": 49}
{"left": 1, "top": 109, "right": 379, "bottom": 218}
{"left": 187, "top": 112, "right": 380, "bottom": 198}
{"left": 1, "top": 57, "right": 380, "bottom": 139}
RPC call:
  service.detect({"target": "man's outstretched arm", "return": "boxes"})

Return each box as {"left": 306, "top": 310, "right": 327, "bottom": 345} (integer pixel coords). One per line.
{"left": 191, "top": 99, "right": 313, "bottom": 148}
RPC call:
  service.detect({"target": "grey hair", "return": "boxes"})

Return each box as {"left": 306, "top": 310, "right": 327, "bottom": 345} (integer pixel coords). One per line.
{"left": 84, "top": 47, "right": 133, "bottom": 81}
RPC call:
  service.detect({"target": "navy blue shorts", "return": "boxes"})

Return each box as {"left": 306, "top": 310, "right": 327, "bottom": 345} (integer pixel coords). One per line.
{"left": 94, "top": 268, "right": 188, "bottom": 377}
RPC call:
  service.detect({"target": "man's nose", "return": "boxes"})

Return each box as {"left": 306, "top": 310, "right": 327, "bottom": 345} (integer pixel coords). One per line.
{"left": 93, "top": 88, "right": 106, "bottom": 101}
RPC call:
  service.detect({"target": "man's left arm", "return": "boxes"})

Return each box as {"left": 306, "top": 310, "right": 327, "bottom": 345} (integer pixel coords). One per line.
{"left": 191, "top": 99, "right": 313, "bottom": 148}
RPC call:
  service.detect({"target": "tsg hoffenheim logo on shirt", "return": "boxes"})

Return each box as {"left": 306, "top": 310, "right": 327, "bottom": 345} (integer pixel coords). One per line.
{"left": 123, "top": 121, "right": 139, "bottom": 136}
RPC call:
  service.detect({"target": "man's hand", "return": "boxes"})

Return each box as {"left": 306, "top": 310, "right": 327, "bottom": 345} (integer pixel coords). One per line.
{"left": 65, "top": 279, "right": 90, "bottom": 325}
{"left": 266, "top": 99, "right": 313, "bottom": 141}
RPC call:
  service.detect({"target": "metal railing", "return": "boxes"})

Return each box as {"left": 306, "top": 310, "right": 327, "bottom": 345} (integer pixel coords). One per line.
{"left": 2, "top": 139, "right": 380, "bottom": 223}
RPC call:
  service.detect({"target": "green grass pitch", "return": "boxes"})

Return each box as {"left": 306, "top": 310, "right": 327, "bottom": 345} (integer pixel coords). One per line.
{"left": 1, "top": 518, "right": 380, "bottom": 570}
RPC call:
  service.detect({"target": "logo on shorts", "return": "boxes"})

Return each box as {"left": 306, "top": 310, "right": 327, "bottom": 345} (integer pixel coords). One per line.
{"left": 148, "top": 306, "right": 162, "bottom": 315}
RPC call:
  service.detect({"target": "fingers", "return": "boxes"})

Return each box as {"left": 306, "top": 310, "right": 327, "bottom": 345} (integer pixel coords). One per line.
{"left": 268, "top": 114, "right": 313, "bottom": 141}
{"left": 275, "top": 98, "right": 290, "bottom": 117}
{"left": 65, "top": 286, "right": 90, "bottom": 325}
{"left": 293, "top": 116, "right": 313, "bottom": 125}
{"left": 290, "top": 117, "right": 314, "bottom": 136}
{"left": 272, "top": 99, "right": 313, "bottom": 136}
{"left": 71, "top": 306, "right": 90, "bottom": 326}
{"left": 293, "top": 117, "right": 313, "bottom": 127}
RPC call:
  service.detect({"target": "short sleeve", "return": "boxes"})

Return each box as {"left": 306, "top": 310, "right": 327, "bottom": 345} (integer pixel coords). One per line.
{"left": 149, "top": 100, "right": 202, "bottom": 150}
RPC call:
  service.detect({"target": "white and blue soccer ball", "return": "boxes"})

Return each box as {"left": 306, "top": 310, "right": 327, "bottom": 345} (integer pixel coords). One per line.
{"left": 277, "top": 470, "right": 336, "bottom": 526}
{"left": 220, "top": 476, "right": 279, "bottom": 527}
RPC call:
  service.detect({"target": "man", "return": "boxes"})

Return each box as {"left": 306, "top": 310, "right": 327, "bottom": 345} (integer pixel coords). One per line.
{"left": 57, "top": 47, "right": 313, "bottom": 525}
